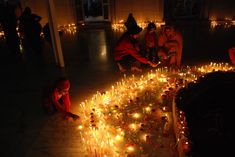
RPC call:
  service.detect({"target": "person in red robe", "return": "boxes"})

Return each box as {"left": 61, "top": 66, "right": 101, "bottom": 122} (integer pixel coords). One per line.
{"left": 228, "top": 47, "right": 235, "bottom": 65}
{"left": 42, "top": 77, "right": 79, "bottom": 121}
{"left": 114, "top": 14, "right": 158, "bottom": 72}
{"left": 145, "top": 22, "right": 158, "bottom": 63}
{"left": 157, "top": 25, "right": 183, "bottom": 67}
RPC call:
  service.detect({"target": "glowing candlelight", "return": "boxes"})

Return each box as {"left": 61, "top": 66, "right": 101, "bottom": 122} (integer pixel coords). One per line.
{"left": 115, "top": 134, "right": 123, "bottom": 141}
{"left": 75, "top": 62, "right": 234, "bottom": 156}
{"left": 77, "top": 125, "right": 83, "bottom": 130}
{"left": 127, "top": 146, "right": 135, "bottom": 152}
{"left": 133, "top": 113, "right": 141, "bottom": 119}
{"left": 145, "top": 106, "right": 151, "bottom": 113}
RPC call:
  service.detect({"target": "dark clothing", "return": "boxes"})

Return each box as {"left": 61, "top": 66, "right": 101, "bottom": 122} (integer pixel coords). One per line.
{"left": 19, "top": 9, "right": 42, "bottom": 55}
{"left": 42, "top": 23, "right": 51, "bottom": 44}
{"left": 0, "top": 2, "right": 21, "bottom": 57}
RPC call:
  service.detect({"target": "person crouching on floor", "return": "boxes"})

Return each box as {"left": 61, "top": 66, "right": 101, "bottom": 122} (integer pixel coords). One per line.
{"left": 42, "top": 77, "right": 80, "bottom": 121}
{"left": 114, "top": 14, "right": 157, "bottom": 72}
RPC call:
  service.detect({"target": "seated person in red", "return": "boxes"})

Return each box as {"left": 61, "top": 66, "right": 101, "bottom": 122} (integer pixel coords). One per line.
{"left": 42, "top": 77, "right": 79, "bottom": 121}
{"left": 114, "top": 25, "right": 157, "bottom": 72}
{"left": 157, "top": 25, "right": 183, "bottom": 67}
{"left": 145, "top": 22, "right": 158, "bottom": 63}
{"left": 228, "top": 46, "right": 235, "bottom": 65}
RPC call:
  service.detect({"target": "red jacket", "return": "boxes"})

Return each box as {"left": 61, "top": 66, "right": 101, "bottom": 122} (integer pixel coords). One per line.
{"left": 52, "top": 89, "right": 70, "bottom": 113}
{"left": 42, "top": 87, "right": 71, "bottom": 115}
{"left": 145, "top": 32, "right": 157, "bottom": 50}
{"left": 114, "top": 33, "right": 149, "bottom": 64}
{"left": 229, "top": 47, "right": 235, "bottom": 65}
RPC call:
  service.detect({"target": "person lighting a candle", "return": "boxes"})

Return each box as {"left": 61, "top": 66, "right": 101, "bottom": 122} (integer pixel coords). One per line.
{"left": 114, "top": 13, "right": 158, "bottom": 73}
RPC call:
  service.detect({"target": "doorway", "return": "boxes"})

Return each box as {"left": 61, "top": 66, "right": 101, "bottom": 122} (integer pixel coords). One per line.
{"left": 75, "top": 0, "right": 110, "bottom": 22}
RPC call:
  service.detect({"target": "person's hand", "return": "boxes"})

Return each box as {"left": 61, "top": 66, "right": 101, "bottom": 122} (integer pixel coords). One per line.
{"left": 68, "top": 112, "right": 80, "bottom": 121}
{"left": 148, "top": 61, "right": 158, "bottom": 68}
{"left": 67, "top": 116, "right": 74, "bottom": 122}
{"left": 71, "top": 114, "right": 80, "bottom": 120}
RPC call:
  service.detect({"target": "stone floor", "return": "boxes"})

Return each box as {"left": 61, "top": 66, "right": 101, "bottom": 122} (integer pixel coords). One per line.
{"left": 0, "top": 22, "right": 235, "bottom": 157}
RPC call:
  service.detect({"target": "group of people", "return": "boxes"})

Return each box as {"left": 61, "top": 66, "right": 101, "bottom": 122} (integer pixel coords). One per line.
{"left": 6, "top": 11, "right": 233, "bottom": 121}
{"left": 42, "top": 14, "right": 235, "bottom": 121}
{"left": 42, "top": 14, "right": 184, "bottom": 120}
{"left": 0, "top": 2, "right": 44, "bottom": 59}
{"left": 0, "top": 1, "right": 54, "bottom": 62}
{"left": 18, "top": 6, "right": 43, "bottom": 57}
{"left": 114, "top": 13, "right": 235, "bottom": 72}
{"left": 0, "top": 2, "right": 76, "bottom": 122}
{"left": 114, "top": 13, "right": 183, "bottom": 73}
{"left": 0, "top": 1, "right": 21, "bottom": 59}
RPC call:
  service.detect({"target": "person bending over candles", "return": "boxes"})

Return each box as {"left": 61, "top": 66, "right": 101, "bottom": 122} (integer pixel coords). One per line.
{"left": 114, "top": 14, "right": 158, "bottom": 72}
{"left": 42, "top": 77, "right": 80, "bottom": 121}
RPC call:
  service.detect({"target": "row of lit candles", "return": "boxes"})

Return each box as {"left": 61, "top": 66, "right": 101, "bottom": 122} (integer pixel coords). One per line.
{"left": 210, "top": 19, "right": 235, "bottom": 29}
{"left": 111, "top": 20, "right": 165, "bottom": 31}
{"left": 176, "top": 110, "right": 190, "bottom": 152}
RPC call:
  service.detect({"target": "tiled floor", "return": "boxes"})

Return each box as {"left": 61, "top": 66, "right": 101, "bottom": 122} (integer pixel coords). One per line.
{"left": 0, "top": 22, "right": 235, "bottom": 157}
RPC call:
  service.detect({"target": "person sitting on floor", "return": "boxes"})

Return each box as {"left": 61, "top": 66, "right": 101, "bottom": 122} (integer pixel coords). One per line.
{"left": 157, "top": 25, "right": 183, "bottom": 67}
{"left": 42, "top": 77, "right": 80, "bottom": 121}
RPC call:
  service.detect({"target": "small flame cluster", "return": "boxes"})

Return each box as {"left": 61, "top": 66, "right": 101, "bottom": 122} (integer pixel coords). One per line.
{"left": 210, "top": 18, "right": 235, "bottom": 29}
{"left": 58, "top": 23, "right": 78, "bottom": 34}
{"left": 0, "top": 31, "right": 4, "bottom": 39}
{"left": 0, "top": 23, "right": 79, "bottom": 39}
{"left": 112, "top": 20, "right": 165, "bottom": 31}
